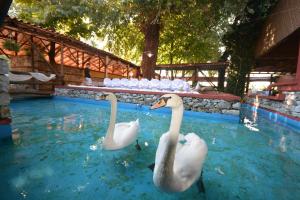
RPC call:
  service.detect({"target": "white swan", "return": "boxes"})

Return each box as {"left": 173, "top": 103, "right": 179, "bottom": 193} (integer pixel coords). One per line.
{"left": 151, "top": 94, "right": 208, "bottom": 192}
{"left": 101, "top": 93, "right": 139, "bottom": 150}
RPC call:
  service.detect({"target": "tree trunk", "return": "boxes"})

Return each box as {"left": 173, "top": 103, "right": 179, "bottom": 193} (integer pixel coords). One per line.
{"left": 169, "top": 40, "right": 174, "bottom": 64}
{"left": 0, "top": 0, "right": 12, "bottom": 27}
{"left": 141, "top": 23, "right": 160, "bottom": 79}
{"left": 48, "top": 42, "right": 56, "bottom": 64}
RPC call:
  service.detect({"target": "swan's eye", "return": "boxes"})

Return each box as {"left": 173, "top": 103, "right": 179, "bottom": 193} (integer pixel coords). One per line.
{"left": 160, "top": 97, "right": 171, "bottom": 103}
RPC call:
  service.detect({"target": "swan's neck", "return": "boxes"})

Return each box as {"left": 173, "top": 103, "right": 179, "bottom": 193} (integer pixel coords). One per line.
{"left": 169, "top": 104, "right": 183, "bottom": 134}
{"left": 157, "top": 104, "right": 184, "bottom": 181}
{"left": 105, "top": 98, "right": 117, "bottom": 142}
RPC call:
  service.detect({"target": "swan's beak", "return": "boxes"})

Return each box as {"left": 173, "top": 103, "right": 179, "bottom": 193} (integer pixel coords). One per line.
{"left": 151, "top": 99, "right": 166, "bottom": 109}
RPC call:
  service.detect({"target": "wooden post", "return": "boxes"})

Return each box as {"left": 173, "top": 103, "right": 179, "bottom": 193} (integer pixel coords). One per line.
{"left": 297, "top": 39, "right": 300, "bottom": 83}
{"left": 171, "top": 70, "right": 174, "bottom": 80}
{"left": 48, "top": 41, "right": 56, "bottom": 64}
{"left": 76, "top": 51, "right": 79, "bottom": 68}
{"left": 270, "top": 74, "right": 273, "bottom": 84}
{"left": 82, "top": 52, "right": 85, "bottom": 68}
{"left": 192, "top": 69, "right": 197, "bottom": 86}
{"left": 105, "top": 56, "right": 109, "bottom": 78}
{"left": 126, "top": 64, "right": 129, "bottom": 79}
{"left": 182, "top": 70, "right": 185, "bottom": 78}
{"left": 136, "top": 67, "right": 141, "bottom": 78}
{"left": 30, "top": 36, "right": 37, "bottom": 89}
{"left": 60, "top": 43, "right": 64, "bottom": 85}
{"left": 245, "top": 73, "right": 250, "bottom": 94}
{"left": 30, "top": 36, "right": 35, "bottom": 71}
{"left": 98, "top": 57, "right": 101, "bottom": 71}
{"left": 14, "top": 32, "right": 18, "bottom": 56}
{"left": 217, "top": 68, "right": 225, "bottom": 91}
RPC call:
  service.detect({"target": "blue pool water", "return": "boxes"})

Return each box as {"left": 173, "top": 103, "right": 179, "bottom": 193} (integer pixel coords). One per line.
{"left": 0, "top": 97, "right": 299, "bottom": 200}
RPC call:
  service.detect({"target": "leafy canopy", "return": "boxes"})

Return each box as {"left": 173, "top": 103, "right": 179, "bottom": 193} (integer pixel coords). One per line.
{"left": 10, "top": 0, "right": 246, "bottom": 65}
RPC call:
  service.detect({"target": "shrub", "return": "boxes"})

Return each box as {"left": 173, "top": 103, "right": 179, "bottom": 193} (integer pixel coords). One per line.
{"left": 3, "top": 39, "right": 20, "bottom": 53}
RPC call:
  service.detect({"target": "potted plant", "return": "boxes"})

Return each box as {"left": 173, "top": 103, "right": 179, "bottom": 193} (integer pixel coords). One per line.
{"left": 2, "top": 39, "right": 20, "bottom": 53}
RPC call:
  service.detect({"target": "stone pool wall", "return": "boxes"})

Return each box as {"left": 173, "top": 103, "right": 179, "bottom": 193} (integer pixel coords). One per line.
{"left": 0, "top": 57, "right": 12, "bottom": 139}
{"left": 246, "top": 91, "right": 300, "bottom": 118}
{"left": 55, "top": 87, "right": 241, "bottom": 115}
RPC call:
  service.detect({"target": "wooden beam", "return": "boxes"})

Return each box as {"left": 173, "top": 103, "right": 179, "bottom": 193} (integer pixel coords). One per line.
{"left": 18, "top": 38, "right": 29, "bottom": 48}
{"left": 37, "top": 37, "right": 50, "bottom": 52}
{"left": 156, "top": 62, "right": 229, "bottom": 71}
{"left": 0, "top": 47, "right": 9, "bottom": 57}
{"left": 66, "top": 47, "right": 78, "bottom": 63}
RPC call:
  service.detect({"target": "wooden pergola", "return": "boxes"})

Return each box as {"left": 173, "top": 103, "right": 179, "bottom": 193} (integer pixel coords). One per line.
{"left": 155, "top": 62, "right": 229, "bottom": 90}
{"left": 0, "top": 17, "right": 140, "bottom": 82}
{"left": 253, "top": 0, "right": 300, "bottom": 92}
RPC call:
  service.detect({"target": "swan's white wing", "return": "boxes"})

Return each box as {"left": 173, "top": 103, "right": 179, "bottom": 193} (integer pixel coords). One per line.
{"left": 175, "top": 134, "right": 185, "bottom": 153}
{"left": 155, "top": 132, "right": 170, "bottom": 165}
{"left": 113, "top": 119, "right": 139, "bottom": 147}
{"left": 174, "top": 133, "right": 208, "bottom": 183}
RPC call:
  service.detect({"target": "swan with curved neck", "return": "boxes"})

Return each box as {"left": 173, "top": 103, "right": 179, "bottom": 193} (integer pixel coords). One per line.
{"left": 101, "top": 93, "right": 139, "bottom": 150}
{"left": 151, "top": 94, "right": 208, "bottom": 192}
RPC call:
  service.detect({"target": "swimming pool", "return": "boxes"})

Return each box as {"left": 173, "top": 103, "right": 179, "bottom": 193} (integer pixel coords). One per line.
{"left": 0, "top": 97, "right": 299, "bottom": 199}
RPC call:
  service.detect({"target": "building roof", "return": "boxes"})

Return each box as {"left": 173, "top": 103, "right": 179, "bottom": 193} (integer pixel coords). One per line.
{"left": 254, "top": 0, "right": 300, "bottom": 72}
{"left": 1, "top": 16, "right": 138, "bottom": 69}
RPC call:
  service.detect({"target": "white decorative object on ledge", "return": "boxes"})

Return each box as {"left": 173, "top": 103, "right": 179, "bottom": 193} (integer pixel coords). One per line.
{"left": 29, "top": 72, "right": 56, "bottom": 82}
{"left": 8, "top": 72, "right": 56, "bottom": 82}
{"left": 103, "top": 77, "right": 191, "bottom": 92}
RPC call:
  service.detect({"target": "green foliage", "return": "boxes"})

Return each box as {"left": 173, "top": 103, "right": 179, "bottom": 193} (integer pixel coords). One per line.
{"left": 105, "top": 23, "right": 144, "bottom": 64}
{"left": 10, "top": 0, "right": 249, "bottom": 68}
{"left": 12, "top": 0, "right": 106, "bottom": 39}
{"left": 223, "top": 0, "right": 278, "bottom": 96}
{"left": 3, "top": 39, "right": 20, "bottom": 52}
{"left": 158, "top": 7, "right": 221, "bottom": 64}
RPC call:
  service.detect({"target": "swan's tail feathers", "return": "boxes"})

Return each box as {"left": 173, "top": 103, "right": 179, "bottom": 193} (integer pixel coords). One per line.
{"left": 148, "top": 163, "right": 155, "bottom": 172}
{"left": 134, "top": 119, "right": 140, "bottom": 129}
{"left": 196, "top": 170, "right": 206, "bottom": 194}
